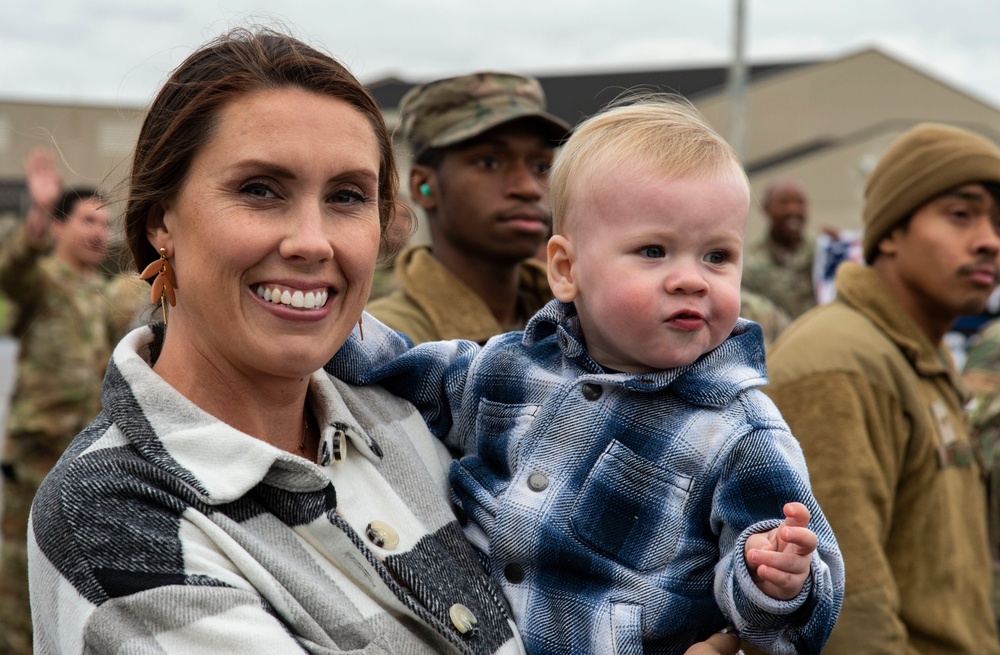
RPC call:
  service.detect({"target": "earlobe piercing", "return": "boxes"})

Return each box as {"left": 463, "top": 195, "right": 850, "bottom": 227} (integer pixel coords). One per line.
{"left": 419, "top": 183, "right": 431, "bottom": 197}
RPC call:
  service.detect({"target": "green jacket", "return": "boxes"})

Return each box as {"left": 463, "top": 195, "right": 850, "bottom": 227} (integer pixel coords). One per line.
{"left": 365, "top": 245, "right": 552, "bottom": 345}
{"left": 0, "top": 227, "right": 143, "bottom": 468}
{"left": 742, "top": 235, "right": 816, "bottom": 319}
{"left": 765, "top": 262, "right": 997, "bottom": 655}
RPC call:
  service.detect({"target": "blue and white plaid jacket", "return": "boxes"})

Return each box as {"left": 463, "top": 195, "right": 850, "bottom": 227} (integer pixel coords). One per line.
{"left": 329, "top": 300, "right": 844, "bottom": 655}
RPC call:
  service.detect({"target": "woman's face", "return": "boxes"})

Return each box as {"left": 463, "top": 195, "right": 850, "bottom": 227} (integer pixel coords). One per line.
{"left": 151, "top": 86, "right": 382, "bottom": 382}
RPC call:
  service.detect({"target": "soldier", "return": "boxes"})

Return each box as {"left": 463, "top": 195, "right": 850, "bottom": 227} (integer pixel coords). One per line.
{"left": 764, "top": 124, "right": 1000, "bottom": 654}
{"left": 367, "top": 71, "right": 571, "bottom": 344}
{"left": 743, "top": 180, "right": 817, "bottom": 318}
{"left": 963, "top": 318, "right": 1000, "bottom": 631}
{"left": 0, "top": 148, "right": 144, "bottom": 655}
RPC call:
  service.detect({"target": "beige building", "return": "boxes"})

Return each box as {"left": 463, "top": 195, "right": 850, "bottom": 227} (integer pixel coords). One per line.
{"left": 697, "top": 48, "right": 1000, "bottom": 240}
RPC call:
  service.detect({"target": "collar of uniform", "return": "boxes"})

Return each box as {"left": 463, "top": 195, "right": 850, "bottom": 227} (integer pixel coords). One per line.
{"left": 396, "top": 245, "right": 551, "bottom": 342}
{"left": 523, "top": 299, "right": 768, "bottom": 407}
{"left": 106, "top": 326, "right": 378, "bottom": 505}
{"left": 834, "top": 262, "right": 958, "bottom": 382}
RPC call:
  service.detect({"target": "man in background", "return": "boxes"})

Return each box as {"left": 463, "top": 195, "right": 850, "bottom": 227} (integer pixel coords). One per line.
{"left": 0, "top": 148, "right": 144, "bottom": 655}
{"left": 743, "top": 180, "right": 816, "bottom": 318}
{"left": 367, "top": 72, "right": 570, "bottom": 344}
{"left": 764, "top": 124, "right": 1000, "bottom": 654}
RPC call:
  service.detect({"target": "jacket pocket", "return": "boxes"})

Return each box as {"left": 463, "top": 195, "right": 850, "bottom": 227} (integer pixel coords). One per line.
{"left": 571, "top": 439, "right": 692, "bottom": 571}
{"left": 472, "top": 399, "right": 539, "bottom": 472}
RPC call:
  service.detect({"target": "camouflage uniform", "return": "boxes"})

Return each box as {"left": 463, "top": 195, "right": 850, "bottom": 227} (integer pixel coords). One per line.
{"left": 742, "top": 235, "right": 817, "bottom": 319}
{"left": 740, "top": 288, "right": 791, "bottom": 349}
{"left": 962, "top": 317, "right": 1000, "bottom": 631}
{"left": 398, "top": 72, "right": 570, "bottom": 159}
{"left": 0, "top": 226, "right": 145, "bottom": 655}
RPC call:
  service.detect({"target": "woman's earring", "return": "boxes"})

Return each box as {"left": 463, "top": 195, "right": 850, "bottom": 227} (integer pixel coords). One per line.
{"left": 358, "top": 314, "right": 365, "bottom": 341}
{"left": 140, "top": 248, "right": 177, "bottom": 325}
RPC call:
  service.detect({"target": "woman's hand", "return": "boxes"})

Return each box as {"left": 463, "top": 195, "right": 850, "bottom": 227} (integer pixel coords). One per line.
{"left": 683, "top": 631, "right": 741, "bottom": 655}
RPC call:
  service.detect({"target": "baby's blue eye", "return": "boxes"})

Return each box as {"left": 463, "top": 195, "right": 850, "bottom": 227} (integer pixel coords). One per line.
{"left": 640, "top": 246, "right": 665, "bottom": 258}
{"left": 704, "top": 251, "right": 727, "bottom": 265}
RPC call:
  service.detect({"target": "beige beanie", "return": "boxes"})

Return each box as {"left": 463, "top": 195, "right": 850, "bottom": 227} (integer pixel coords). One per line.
{"left": 863, "top": 123, "right": 1000, "bottom": 262}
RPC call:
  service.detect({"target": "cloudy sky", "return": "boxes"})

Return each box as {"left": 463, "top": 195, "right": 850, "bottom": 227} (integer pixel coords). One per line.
{"left": 3, "top": 0, "right": 1000, "bottom": 108}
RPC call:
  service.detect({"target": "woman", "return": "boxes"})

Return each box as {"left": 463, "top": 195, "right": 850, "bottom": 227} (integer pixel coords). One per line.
{"left": 27, "top": 27, "right": 738, "bottom": 655}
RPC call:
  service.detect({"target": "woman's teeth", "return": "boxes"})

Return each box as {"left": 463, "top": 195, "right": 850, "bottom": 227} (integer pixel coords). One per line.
{"left": 255, "top": 285, "right": 328, "bottom": 309}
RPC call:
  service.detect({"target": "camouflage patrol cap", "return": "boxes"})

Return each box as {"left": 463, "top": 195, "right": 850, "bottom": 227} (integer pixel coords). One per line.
{"left": 398, "top": 71, "right": 571, "bottom": 160}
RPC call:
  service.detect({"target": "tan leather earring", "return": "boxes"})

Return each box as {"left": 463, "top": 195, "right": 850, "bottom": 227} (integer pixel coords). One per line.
{"left": 140, "top": 248, "right": 177, "bottom": 324}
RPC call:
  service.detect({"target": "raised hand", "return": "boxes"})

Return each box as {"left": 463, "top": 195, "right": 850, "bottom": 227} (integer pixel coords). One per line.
{"left": 744, "top": 502, "right": 817, "bottom": 600}
{"left": 22, "top": 147, "right": 63, "bottom": 245}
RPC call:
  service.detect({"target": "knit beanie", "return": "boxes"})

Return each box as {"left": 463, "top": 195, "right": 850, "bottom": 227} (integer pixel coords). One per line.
{"left": 863, "top": 123, "right": 1000, "bottom": 262}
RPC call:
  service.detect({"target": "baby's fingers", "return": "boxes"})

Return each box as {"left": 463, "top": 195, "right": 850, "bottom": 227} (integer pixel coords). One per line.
{"left": 749, "top": 546, "right": 811, "bottom": 574}
{"left": 782, "top": 502, "right": 811, "bottom": 529}
{"left": 779, "top": 524, "right": 818, "bottom": 555}
{"left": 751, "top": 561, "right": 809, "bottom": 600}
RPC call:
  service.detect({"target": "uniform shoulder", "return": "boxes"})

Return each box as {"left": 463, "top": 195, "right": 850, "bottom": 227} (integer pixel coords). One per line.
{"left": 366, "top": 291, "right": 436, "bottom": 345}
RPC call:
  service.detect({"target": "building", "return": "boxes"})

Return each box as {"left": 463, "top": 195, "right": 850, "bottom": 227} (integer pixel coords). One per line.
{"left": 2, "top": 47, "right": 1000, "bottom": 247}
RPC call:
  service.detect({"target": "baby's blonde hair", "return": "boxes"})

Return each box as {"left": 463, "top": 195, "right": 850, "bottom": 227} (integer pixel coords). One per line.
{"left": 549, "top": 94, "right": 745, "bottom": 235}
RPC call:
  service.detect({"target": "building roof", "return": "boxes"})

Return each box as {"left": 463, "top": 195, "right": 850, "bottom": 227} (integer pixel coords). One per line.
{"left": 366, "top": 60, "right": 817, "bottom": 125}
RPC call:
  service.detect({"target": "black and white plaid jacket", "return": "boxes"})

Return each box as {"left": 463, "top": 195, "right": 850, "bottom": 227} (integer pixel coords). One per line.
{"left": 29, "top": 325, "right": 523, "bottom": 654}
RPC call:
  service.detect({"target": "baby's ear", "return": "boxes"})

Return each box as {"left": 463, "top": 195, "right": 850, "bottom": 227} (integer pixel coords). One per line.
{"left": 547, "top": 235, "right": 578, "bottom": 302}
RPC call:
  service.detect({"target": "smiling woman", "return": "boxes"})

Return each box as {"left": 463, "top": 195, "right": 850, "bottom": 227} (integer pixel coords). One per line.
{"left": 24, "top": 27, "right": 525, "bottom": 655}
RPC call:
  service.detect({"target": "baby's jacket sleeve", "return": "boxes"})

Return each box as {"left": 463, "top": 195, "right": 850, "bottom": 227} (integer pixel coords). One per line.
{"left": 325, "top": 311, "right": 482, "bottom": 450}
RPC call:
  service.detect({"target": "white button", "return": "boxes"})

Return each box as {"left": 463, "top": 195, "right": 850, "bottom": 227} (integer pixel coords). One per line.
{"left": 449, "top": 603, "right": 478, "bottom": 635}
{"left": 527, "top": 472, "right": 549, "bottom": 491}
{"left": 366, "top": 520, "right": 399, "bottom": 550}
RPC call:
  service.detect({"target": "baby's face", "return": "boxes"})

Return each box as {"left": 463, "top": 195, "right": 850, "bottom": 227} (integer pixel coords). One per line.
{"left": 561, "top": 161, "right": 748, "bottom": 373}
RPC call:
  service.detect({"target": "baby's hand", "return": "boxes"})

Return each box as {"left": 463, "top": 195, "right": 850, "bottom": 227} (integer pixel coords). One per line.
{"left": 744, "top": 502, "right": 816, "bottom": 601}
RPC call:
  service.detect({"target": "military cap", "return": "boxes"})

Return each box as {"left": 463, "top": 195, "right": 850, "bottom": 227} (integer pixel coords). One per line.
{"left": 398, "top": 71, "right": 571, "bottom": 160}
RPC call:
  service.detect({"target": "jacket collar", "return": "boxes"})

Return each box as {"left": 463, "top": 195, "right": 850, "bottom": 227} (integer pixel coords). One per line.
{"left": 834, "top": 262, "right": 961, "bottom": 384}
{"left": 395, "top": 245, "right": 552, "bottom": 342}
{"left": 103, "top": 326, "right": 381, "bottom": 505}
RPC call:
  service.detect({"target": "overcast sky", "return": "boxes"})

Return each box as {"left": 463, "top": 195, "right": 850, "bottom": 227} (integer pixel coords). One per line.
{"left": 4, "top": 0, "right": 1000, "bottom": 109}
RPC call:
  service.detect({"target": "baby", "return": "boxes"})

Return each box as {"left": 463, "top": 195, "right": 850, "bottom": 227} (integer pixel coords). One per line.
{"left": 331, "top": 96, "right": 843, "bottom": 654}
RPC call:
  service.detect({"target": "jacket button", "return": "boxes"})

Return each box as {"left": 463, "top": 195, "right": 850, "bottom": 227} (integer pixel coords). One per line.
{"left": 504, "top": 563, "right": 525, "bottom": 584}
{"left": 366, "top": 520, "right": 399, "bottom": 550}
{"left": 581, "top": 383, "right": 603, "bottom": 400}
{"left": 527, "top": 472, "right": 549, "bottom": 491}
{"left": 449, "top": 603, "right": 478, "bottom": 636}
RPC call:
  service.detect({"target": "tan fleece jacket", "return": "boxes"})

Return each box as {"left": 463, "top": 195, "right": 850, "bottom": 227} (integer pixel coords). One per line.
{"left": 366, "top": 245, "right": 552, "bottom": 345}
{"left": 763, "top": 263, "right": 998, "bottom": 655}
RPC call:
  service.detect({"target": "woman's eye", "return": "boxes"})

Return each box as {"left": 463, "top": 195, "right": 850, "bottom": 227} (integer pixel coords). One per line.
{"left": 640, "top": 246, "right": 665, "bottom": 259}
{"left": 704, "top": 251, "right": 727, "bottom": 265}
{"left": 534, "top": 161, "right": 552, "bottom": 177}
{"left": 331, "top": 188, "right": 369, "bottom": 204}
{"left": 241, "top": 182, "right": 277, "bottom": 199}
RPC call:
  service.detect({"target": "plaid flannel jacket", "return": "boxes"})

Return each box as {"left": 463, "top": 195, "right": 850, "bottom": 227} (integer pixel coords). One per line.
{"left": 329, "top": 300, "right": 844, "bottom": 655}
